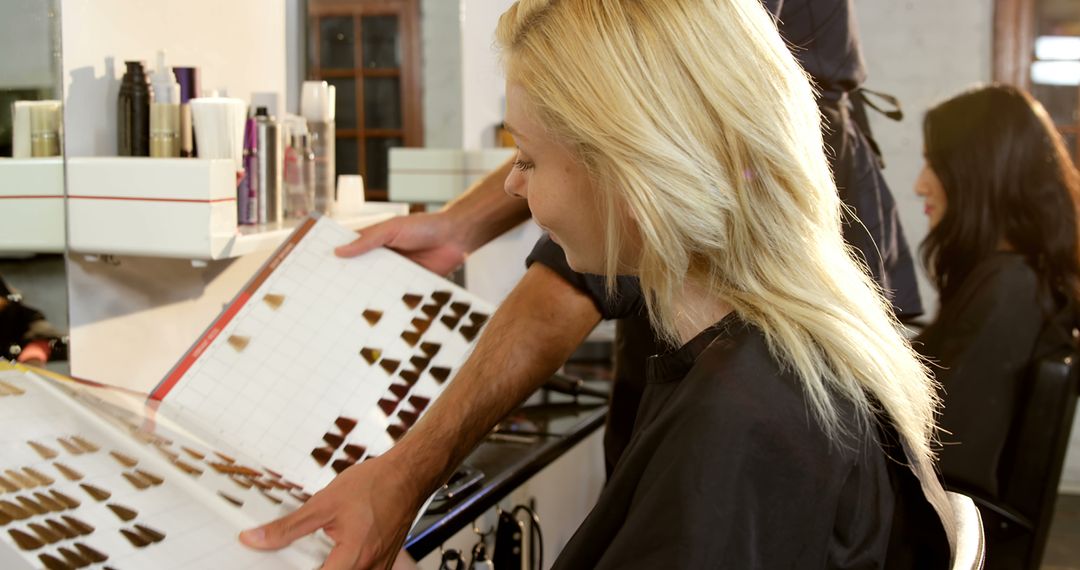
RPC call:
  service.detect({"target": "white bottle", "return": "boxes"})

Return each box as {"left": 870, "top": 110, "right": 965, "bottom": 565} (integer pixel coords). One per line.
{"left": 150, "top": 50, "right": 181, "bottom": 157}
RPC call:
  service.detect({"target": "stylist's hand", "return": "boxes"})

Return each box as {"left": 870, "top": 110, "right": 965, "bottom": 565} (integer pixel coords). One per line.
{"left": 239, "top": 455, "right": 423, "bottom": 570}
{"left": 336, "top": 212, "right": 467, "bottom": 276}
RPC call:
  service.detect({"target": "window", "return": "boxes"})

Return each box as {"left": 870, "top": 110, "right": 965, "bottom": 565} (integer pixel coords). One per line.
{"left": 308, "top": 0, "right": 423, "bottom": 201}
{"left": 996, "top": 0, "right": 1080, "bottom": 164}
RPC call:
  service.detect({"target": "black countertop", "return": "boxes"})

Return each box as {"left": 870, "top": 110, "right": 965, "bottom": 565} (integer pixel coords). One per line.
{"left": 404, "top": 379, "right": 610, "bottom": 559}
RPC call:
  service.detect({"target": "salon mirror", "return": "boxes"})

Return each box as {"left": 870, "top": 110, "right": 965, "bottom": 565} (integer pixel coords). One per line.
{"left": 0, "top": 0, "right": 69, "bottom": 374}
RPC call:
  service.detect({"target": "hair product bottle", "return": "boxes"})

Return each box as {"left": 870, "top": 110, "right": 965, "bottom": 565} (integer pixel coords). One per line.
{"left": 150, "top": 51, "right": 181, "bottom": 157}
{"left": 254, "top": 107, "right": 283, "bottom": 224}
{"left": 118, "top": 60, "right": 151, "bottom": 156}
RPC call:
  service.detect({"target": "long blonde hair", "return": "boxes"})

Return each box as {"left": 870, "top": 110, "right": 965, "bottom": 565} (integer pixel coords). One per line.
{"left": 497, "top": 0, "right": 938, "bottom": 460}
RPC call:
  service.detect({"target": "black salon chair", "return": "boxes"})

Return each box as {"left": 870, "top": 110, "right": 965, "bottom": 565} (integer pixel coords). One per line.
{"left": 945, "top": 348, "right": 1080, "bottom": 569}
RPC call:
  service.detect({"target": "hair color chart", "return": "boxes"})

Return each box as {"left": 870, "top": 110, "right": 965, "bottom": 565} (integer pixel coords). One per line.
{"left": 0, "top": 365, "right": 327, "bottom": 570}
{"left": 152, "top": 215, "right": 493, "bottom": 492}
{"left": 0, "top": 217, "right": 494, "bottom": 568}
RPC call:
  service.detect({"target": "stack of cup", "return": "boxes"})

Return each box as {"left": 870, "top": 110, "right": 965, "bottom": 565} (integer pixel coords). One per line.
{"left": 189, "top": 97, "right": 247, "bottom": 175}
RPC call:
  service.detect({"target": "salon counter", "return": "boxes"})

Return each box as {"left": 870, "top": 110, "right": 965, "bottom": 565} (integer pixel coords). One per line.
{"left": 404, "top": 377, "right": 610, "bottom": 559}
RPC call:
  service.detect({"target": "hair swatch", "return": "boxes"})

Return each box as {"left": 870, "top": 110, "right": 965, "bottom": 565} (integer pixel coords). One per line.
{"left": 59, "top": 515, "right": 94, "bottom": 536}
{"left": 23, "top": 467, "right": 54, "bottom": 486}
{"left": 56, "top": 438, "right": 84, "bottom": 455}
{"left": 48, "top": 490, "right": 79, "bottom": 510}
{"left": 79, "top": 484, "right": 110, "bottom": 502}
{"left": 53, "top": 463, "right": 83, "bottom": 482}
{"left": 429, "top": 367, "right": 451, "bottom": 384}
{"left": 263, "top": 293, "right": 286, "bottom": 310}
{"left": 122, "top": 472, "right": 150, "bottom": 490}
{"left": 379, "top": 359, "right": 401, "bottom": 375}
{"left": 342, "top": 444, "right": 366, "bottom": 460}
{"left": 311, "top": 447, "right": 333, "bottom": 466}
{"left": 45, "top": 519, "right": 78, "bottom": 540}
{"left": 32, "top": 492, "right": 65, "bottom": 513}
{"left": 227, "top": 335, "right": 251, "bottom": 352}
{"left": 331, "top": 458, "right": 355, "bottom": 474}
{"left": 58, "top": 546, "right": 91, "bottom": 568}
{"left": 218, "top": 492, "right": 243, "bottom": 507}
{"left": 109, "top": 451, "right": 139, "bottom": 468}
{"left": 388, "top": 383, "right": 410, "bottom": 400}
{"left": 74, "top": 542, "right": 108, "bottom": 563}
{"left": 9, "top": 528, "right": 43, "bottom": 550}
{"left": 107, "top": 503, "right": 138, "bottom": 522}
{"left": 28, "top": 522, "right": 61, "bottom": 544}
{"left": 323, "top": 432, "right": 344, "bottom": 448}
{"left": 440, "top": 314, "right": 461, "bottom": 329}
{"left": 70, "top": 436, "right": 99, "bottom": 453}
{"left": 362, "top": 309, "right": 383, "bottom": 325}
{"left": 335, "top": 417, "right": 357, "bottom": 435}
{"left": 38, "top": 553, "right": 69, "bottom": 569}
{"left": 360, "top": 347, "right": 382, "bottom": 364}
{"left": 120, "top": 528, "right": 150, "bottom": 548}
{"left": 378, "top": 398, "right": 398, "bottom": 416}
{"left": 27, "top": 441, "right": 58, "bottom": 460}
{"left": 134, "top": 524, "right": 165, "bottom": 543}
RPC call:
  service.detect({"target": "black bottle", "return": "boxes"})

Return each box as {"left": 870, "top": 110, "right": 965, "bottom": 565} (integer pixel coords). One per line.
{"left": 118, "top": 60, "right": 151, "bottom": 156}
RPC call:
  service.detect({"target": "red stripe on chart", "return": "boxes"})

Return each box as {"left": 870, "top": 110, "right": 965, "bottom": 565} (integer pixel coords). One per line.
{"left": 150, "top": 291, "right": 251, "bottom": 401}
{"left": 149, "top": 216, "right": 319, "bottom": 401}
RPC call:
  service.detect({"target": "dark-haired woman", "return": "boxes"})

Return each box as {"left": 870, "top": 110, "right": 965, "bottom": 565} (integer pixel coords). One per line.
{"left": 914, "top": 84, "right": 1080, "bottom": 505}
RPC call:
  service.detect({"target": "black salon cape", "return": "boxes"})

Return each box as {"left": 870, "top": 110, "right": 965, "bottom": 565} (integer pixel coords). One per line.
{"left": 915, "top": 253, "right": 1075, "bottom": 499}
{"left": 527, "top": 239, "right": 951, "bottom": 568}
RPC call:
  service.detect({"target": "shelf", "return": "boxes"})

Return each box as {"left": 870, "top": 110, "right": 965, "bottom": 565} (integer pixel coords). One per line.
{"left": 66, "top": 157, "right": 409, "bottom": 260}
{"left": 0, "top": 157, "right": 66, "bottom": 254}
{"left": 215, "top": 205, "right": 408, "bottom": 259}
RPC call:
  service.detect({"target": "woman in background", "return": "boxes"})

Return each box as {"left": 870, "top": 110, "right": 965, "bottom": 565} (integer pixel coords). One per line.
{"left": 915, "top": 85, "right": 1080, "bottom": 500}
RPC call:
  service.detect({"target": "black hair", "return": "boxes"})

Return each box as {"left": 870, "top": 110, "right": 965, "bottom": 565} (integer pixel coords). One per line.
{"left": 920, "top": 84, "right": 1080, "bottom": 306}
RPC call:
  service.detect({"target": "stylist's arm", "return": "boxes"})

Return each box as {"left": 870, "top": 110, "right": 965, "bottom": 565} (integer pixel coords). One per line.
{"left": 239, "top": 263, "right": 601, "bottom": 569}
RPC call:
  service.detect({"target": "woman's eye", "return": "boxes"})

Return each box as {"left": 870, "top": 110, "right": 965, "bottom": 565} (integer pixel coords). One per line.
{"left": 513, "top": 158, "right": 534, "bottom": 171}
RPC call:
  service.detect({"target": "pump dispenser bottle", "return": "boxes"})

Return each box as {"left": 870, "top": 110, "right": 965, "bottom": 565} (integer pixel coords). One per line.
{"left": 150, "top": 51, "right": 181, "bottom": 157}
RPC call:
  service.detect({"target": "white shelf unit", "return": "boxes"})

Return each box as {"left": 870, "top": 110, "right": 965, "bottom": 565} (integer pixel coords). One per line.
{"left": 0, "top": 157, "right": 66, "bottom": 254}
{"left": 66, "top": 157, "right": 407, "bottom": 260}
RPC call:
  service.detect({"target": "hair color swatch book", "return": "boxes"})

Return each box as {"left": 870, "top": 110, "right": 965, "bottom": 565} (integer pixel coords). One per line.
{"left": 1, "top": 215, "right": 494, "bottom": 569}
{"left": 0, "top": 363, "right": 329, "bottom": 570}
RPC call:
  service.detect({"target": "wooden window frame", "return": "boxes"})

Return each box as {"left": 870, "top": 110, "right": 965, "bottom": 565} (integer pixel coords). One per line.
{"left": 308, "top": 0, "right": 424, "bottom": 200}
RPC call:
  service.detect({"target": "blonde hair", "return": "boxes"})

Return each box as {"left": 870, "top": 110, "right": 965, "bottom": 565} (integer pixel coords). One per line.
{"left": 497, "top": 0, "right": 938, "bottom": 460}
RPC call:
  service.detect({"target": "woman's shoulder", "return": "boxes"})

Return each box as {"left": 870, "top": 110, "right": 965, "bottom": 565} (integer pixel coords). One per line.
{"left": 963, "top": 252, "right": 1039, "bottom": 293}
{"left": 678, "top": 319, "right": 868, "bottom": 456}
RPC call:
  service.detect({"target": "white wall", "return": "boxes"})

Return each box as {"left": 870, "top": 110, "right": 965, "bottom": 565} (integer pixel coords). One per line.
{"left": 60, "top": 0, "right": 286, "bottom": 157}
{"left": 460, "top": 0, "right": 516, "bottom": 149}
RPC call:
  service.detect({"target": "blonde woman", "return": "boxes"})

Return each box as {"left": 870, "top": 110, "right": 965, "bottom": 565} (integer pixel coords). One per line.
{"left": 243, "top": 1, "right": 955, "bottom": 567}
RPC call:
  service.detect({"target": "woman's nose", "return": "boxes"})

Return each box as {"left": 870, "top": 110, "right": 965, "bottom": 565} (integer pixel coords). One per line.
{"left": 504, "top": 168, "right": 526, "bottom": 199}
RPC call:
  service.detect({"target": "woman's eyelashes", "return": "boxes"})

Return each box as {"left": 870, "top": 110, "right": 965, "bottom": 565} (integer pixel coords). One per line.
{"left": 513, "top": 156, "right": 534, "bottom": 171}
